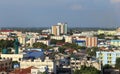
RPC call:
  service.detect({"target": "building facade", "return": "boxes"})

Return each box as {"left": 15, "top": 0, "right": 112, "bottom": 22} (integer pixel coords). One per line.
{"left": 110, "top": 40, "right": 120, "bottom": 47}
{"left": 96, "top": 51, "right": 120, "bottom": 66}
{"left": 52, "top": 25, "right": 60, "bottom": 36}
{"left": 86, "top": 37, "right": 98, "bottom": 47}
{"left": 52, "top": 23, "right": 67, "bottom": 36}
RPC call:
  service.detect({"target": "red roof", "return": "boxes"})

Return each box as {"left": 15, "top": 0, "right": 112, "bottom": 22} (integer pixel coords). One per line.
{"left": 10, "top": 66, "right": 37, "bottom": 74}
{"left": 0, "top": 30, "right": 14, "bottom": 32}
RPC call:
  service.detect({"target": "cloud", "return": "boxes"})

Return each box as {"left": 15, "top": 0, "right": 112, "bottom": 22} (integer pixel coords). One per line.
{"left": 70, "top": 4, "right": 82, "bottom": 11}
{"left": 110, "top": 0, "right": 120, "bottom": 3}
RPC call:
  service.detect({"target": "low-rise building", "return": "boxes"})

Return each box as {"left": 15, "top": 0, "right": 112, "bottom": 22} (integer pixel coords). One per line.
{"left": 70, "top": 58, "right": 101, "bottom": 70}
{"left": 1, "top": 54, "right": 24, "bottom": 62}
{"left": 51, "top": 36, "right": 64, "bottom": 40}
{"left": 20, "top": 57, "right": 56, "bottom": 73}
{"left": 96, "top": 50, "right": 120, "bottom": 66}
{"left": 110, "top": 40, "right": 120, "bottom": 47}
{"left": 37, "top": 40, "right": 50, "bottom": 46}
{"left": 0, "top": 58, "right": 12, "bottom": 72}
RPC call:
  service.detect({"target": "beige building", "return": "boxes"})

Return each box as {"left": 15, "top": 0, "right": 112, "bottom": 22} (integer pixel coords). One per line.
{"left": 51, "top": 36, "right": 64, "bottom": 40}
{"left": 116, "top": 27, "right": 120, "bottom": 32}
{"left": 18, "top": 36, "right": 27, "bottom": 45}
{"left": 20, "top": 57, "right": 55, "bottom": 73}
{"left": 37, "top": 40, "right": 50, "bottom": 46}
{"left": 52, "top": 25, "right": 60, "bottom": 36}
{"left": 70, "top": 58, "right": 101, "bottom": 70}
{"left": 86, "top": 37, "right": 98, "bottom": 47}
{"left": 65, "top": 36, "right": 72, "bottom": 43}
{"left": 98, "top": 30, "right": 116, "bottom": 35}
{"left": 30, "top": 38, "right": 36, "bottom": 47}
{"left": 1, "top": 54, "right": 24, "bottom": 62}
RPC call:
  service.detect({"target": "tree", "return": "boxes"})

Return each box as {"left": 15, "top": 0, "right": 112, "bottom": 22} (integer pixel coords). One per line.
{"left": 86, "top": 47, "right": 99, "bottom": 56}
{"left": 74, "top": 69, "right": 80, "bottom": 74}
{"left": 33, "top": 42, "right": 47, "bottom": 49}
{"left": 0, "top": 39, "right": 14, "bottom": 53}
{"left": 115, "top": 58, "right": 120, "bottom": 74}
{"left": 96, "top": 34, "right": 105, "bottom": 39}
{"left": 79, "top": 66, "right": 100, "bottom": 74}
{"left": 114, "top": 36, "right": 119, "bottom": 39}
{"left": 50, "top": 39, "right": 57, "bottom": 44}
{"left": 58, "top": 47, "right": 65, "bottom": 53}
{"left": 63, "top": 43, "right": 78, "bottom": 50}
{"left": 103, "top": 64, "right": 112, "bottom": 69}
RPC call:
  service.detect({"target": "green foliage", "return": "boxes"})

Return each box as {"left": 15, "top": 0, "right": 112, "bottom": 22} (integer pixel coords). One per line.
{"left": 103, "top": 64, "right": 113, "bottom": 69}
{"left": 0, "top": 39, "right": 14, "bottom": 49}
{"left": 86, "top": 47, "right": 99, "bottom": 56}
{"left": 113, "top": 36, "right": 119, "bottom": 40}
{"left": 0, "top": 39, "right": 14, "bottom": 52}
{"left": 96, "top": 34, "right": 105, "bottom": 39}
{"left": 74, "top": 66, "right": 100, "bottom": 74}
{"left": 33, "top": 42, "right": 47, "bottom": 49}
{"left": 63, "top": 43, "right": 78, "bottom": 50}
{"left": 50, "top": 39, "right": 65, "bottom": 44}
{"left": 115, "top": 58, "right": 120, "bottom": 69}
{"left": 58, "top": 47, "right": 66, "bottom": 53}
{"left": 77, "top": 46, "right": 86, "bottom": 50}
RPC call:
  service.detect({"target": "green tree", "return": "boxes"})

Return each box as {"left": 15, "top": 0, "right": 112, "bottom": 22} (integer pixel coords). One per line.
{"left": 74, "top": 66, "right": 100, "bottom": 74}
{"left": 103, "top": 64, "right": 112, "bottom": 69}
{"left": 114, "top": 36, "right": 119, "bottom": 39}
{"left": 115, "top": 58, "right": 120, "bottom": 74}
{"left": 63, "top": 43, "right": 78, "bottom": 50}
{"left": 74, "top": 69, "right": 80, "bottom": 74}
{"left": 0, "top": 39, "right": 14, "bottom": 52}
{"left": 50, "top": 39, "right": 57, "bottom": 44}
{"left": 33, "top": 42, "right": 47, "bottom": 49}
{"left": 58, "top": 47, "right": 65, "bottom": 53}
{"left": 86, "top": 47, "right": 99, "bottom": 56}
{"left": 96, "top": 34, "right": 105, "bottom": 39}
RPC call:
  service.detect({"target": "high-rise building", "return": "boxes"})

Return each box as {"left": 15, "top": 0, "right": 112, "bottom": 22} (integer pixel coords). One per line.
{"left": 86, "top": 37, "right": 97, "bottom": 47}
{"left": 58, "top": 23, "right": 67, "bottom": 34}
{"left": 52, "top": 23, "right": 67, "bottom": 36}
{"left": 52, "top": 25, "right": 60, "bottom": 36}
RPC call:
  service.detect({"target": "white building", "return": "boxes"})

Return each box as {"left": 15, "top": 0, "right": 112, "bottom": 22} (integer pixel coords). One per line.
{"left": 30, "top": 38, "right": 36, "bottom": 47}
{"left": 51, "top": 36, "right": 64, "bottom": 40}
{"left": 37, "top": 40, "right": 50, "bottom": 46}
{"left": 20, "top": 57, "right": 56, "bottom": 73}
{"left": 1, "top": 54, "right": 24, "bottom": 62}
{"left": 65, "top": 36, "right": 72, "bottom": 43}
{"left": 18, "top": 36, "right": 27, "bottom": 45}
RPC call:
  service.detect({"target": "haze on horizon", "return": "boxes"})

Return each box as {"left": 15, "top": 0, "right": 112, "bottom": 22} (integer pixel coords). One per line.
{"left": 0, "top": 0, "right": 120, "bottom": 28}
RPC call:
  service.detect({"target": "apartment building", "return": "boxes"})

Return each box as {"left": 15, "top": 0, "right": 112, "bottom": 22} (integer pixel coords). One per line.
{"left": 110, "top": 40, "right": 120, "bottom": 47}
{"left": 96, "top": 51, "right": 120, "bottom": 66}
{"left": 86, "top": 37, "right": 98, "bottom": 47}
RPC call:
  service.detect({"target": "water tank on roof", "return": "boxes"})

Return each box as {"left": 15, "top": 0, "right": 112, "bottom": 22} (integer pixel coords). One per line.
{"left": 2, "top": 48, "right": 8, "bottom": 54}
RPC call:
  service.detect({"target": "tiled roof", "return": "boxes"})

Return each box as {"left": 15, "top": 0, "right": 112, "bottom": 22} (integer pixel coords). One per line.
{"left": 10, "top": 66, "right": 37, "bottom": 74}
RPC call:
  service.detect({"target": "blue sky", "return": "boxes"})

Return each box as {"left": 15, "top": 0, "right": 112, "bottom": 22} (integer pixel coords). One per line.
{"left": 0, "top": 0, "right": 120, "bottom": 28}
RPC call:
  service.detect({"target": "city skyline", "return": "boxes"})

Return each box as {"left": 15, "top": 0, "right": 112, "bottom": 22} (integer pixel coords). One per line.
{"left": 0, "top": 0, "right": 120, "bottom": 28}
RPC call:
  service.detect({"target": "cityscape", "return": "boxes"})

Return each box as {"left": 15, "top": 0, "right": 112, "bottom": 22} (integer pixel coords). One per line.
{"left": 0, "top": 23, "right": 119, "bottom": 74}
{"left": 0, "top": 0, "right": 120, "bottom": 74}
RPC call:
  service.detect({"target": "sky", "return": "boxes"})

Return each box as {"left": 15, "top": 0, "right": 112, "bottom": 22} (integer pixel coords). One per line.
{"left": 0, "top": 0, "right": 120, "bottom": 28}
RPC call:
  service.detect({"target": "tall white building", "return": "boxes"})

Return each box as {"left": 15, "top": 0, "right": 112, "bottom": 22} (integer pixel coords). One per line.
{"left": 52, "top": 25, "right": 61, "bottom": 36}
{"left": 58, "top": 23, "right": 67, "bottom": 35}
{"left": 52, "top": 23, "right": 67, "bottom": 36}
